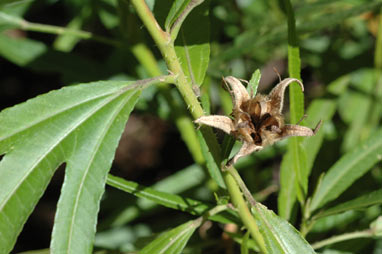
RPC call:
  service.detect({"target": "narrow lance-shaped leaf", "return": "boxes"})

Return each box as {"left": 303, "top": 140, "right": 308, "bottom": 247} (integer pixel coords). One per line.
{"left": 197, "top": 129, "right": 226, "bottom": 188}
{"left": 0, "top": 76, "right": 168, "bottom": 254}
{"left": 315, "top": 189, "right": 382, "bottom": 219}
{"left": 106, "top": 174, "right": 238, "bottom": 224}
{"left": 278, "top": 151, "right": 296, "bottom": 220}
{"left": 283, "top": 0, "right": 307, "bottom": 205}
{"left": 252, "top": 204, "right": 316, "bottom": 254}
{"left": 310, "top": 129, "right": 382, "bottom": 212}
{"left": 50, "top": 89, "right": 140, "bottom": 253}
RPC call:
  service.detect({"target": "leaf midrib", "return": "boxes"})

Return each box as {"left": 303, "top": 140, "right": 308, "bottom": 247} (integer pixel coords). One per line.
{"left": 66, "top": 91, "right": 136, "bottom": 253}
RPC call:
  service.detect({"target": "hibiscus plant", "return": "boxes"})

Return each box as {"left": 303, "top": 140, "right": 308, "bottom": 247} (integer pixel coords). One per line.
{"left": 0, "top": 0, "right": 381, "bottom": 254}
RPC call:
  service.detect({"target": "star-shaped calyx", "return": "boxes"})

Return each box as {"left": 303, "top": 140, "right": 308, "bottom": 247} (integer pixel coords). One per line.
{"left": 195, "top": 76, "right": 321, "bottom": 165}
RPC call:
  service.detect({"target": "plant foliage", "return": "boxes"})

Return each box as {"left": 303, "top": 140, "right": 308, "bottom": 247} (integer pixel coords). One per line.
{"left": 0, "top": 0, "right": 381, "bottom": 253}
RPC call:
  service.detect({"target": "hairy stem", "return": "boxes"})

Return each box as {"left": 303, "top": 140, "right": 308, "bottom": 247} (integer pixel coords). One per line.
{"left": 225, "top": 165, "right": 256, "bottom": 207}
{"left": 223, "top": 171, "right": 267, "bottom": 253}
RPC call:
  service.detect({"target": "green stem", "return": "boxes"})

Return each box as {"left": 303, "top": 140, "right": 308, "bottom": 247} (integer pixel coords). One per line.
{"left": 130, "top": 0, "right": 169, "bottom": 53}
{"left": 311, "top": 230, "right": 373, "bottom": 250}
{"left": 129, "top": 0, "right": 267, "bottom": 252}
{"left": 0, "top": 12, "right": 120, "bottom": 47}
{"left": 202, "top": 204, "right": 228, "bottom": 219}
{"left": 130, "top": 1, "right": 203, "bottom": 118}
{"left": 225, "top": 165, "right": 256, "bottom": 207}
{"left": 223, "top": 171, "right": 267, "bottom": 253}
{"left": 131, "top": 43, "right": 163, "bottom": 77}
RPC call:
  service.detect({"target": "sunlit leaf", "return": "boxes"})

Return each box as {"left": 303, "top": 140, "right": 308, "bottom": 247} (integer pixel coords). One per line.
{"left": 252, "top": 204, "right": 316, "bottom": 253}
{"left": 0, "top": 78, "right": 160, "bottom": 253}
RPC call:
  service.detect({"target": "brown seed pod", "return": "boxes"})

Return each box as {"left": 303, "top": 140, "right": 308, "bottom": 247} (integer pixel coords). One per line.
{"left": 195, "top": 76, "right": 321, "bottom": 165}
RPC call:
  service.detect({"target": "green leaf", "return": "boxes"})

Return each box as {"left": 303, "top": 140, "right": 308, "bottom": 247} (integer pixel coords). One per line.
{"left": 140, "top": 218, "right": 202, "bottom": 254}
{"left": 327, "top": 75, "right": 351, "bottom": 95}
{"left": 165, "top": 0, "right": 190, "bottom": 31}
{"left": 0, "top": 77, "right": 163, "bottom": 254}
{"left": 221, "top": 134, "right": 236, "bottom": 165}
{"left": 252, "top": 203, "right": 316, "bottom": 254}
{"left": 315, "top": 189, "right": 382, "bottom": 219}
{"left": 278, "top": 151, "right": 296, "bottom": 220}
{"left": 310, "top": 129, "right": 382, "bottom": 213}
{"left": 303, "top": 99, "right": 337, "bottom": 176}
{"left": 339, "top": 90, "right": 372, "bottom": 152}
{"left": 283, "top": 0, "right": 308, "bottom": 206}
{"left": 247, "top": 69, "right": 261, "bottom": 96}
{"left": 197, "top": 129, "right": 226, "bottom": 189}
{"left": 289, "top": 140, "right": 307, "bottom": 204}
{"left": 338, "top": 69, "right": 377, "bottom": 152}
{"left": 106, "top": 174, "right": 238, "bottom": 224}
{"left": 174, "top": 1, "right": 210, "bottom": 87}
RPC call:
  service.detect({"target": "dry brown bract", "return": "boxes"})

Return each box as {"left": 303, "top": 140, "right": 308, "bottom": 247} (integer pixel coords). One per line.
{"left": 195, "top": 76, "right": 321, "bottom": 165}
